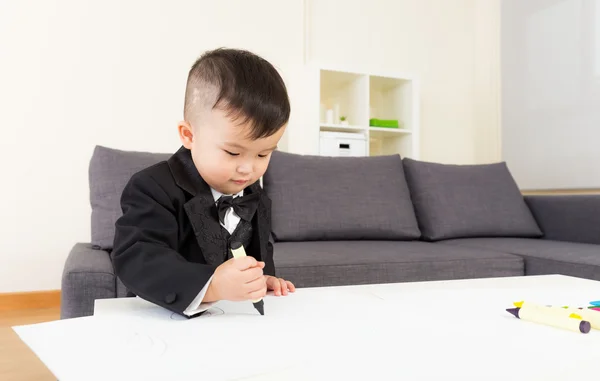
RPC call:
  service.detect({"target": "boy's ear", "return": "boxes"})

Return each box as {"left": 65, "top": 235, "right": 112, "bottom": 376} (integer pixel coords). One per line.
{"left": 178, "top": 121, "right": 194, "bottom": 149}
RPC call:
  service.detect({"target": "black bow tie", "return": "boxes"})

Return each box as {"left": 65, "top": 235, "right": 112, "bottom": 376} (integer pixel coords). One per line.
{"left": 216, "top": 192, "right": 260, "bottom": 224}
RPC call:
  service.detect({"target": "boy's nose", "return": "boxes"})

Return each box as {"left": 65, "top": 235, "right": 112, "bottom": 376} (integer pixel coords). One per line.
{"left": 237, "top": 162, "right": 253, "bottom": 175}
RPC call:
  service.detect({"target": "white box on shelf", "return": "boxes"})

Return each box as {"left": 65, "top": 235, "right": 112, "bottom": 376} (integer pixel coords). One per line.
{"left": 319, "top": 131, "right": 366, "bottom": 157}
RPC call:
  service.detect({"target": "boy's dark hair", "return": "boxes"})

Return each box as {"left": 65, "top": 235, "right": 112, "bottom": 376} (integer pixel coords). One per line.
{"left": 184, "top": 48, "right": 291, "bottom": 139}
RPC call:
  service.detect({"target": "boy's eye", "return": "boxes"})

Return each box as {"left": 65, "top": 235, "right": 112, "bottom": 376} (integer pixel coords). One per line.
{"left": 258, "top": 154, "right": 268, "bottom": 158}
{"left": 225, "top": 150, "right": 240, "bottom": 156}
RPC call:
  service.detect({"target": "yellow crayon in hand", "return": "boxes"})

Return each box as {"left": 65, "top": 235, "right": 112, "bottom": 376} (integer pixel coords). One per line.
{"left": 230, "top": 241, "right": 265, "bottom": 315}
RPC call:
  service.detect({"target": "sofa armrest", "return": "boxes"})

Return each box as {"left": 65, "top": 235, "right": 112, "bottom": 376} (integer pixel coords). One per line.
{"left": 524, "top": 195, "right": 600, "bottom": 245}
{"left": 60, "top": 243, "right": 117, "bottom": 319}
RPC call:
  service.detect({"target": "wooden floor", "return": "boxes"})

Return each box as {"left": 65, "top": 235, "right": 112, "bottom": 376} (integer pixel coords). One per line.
{"left": 0, "top": 307, "right": 59, "bottom": 380}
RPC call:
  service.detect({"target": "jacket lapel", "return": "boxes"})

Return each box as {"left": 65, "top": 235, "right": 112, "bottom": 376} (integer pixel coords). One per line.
{"left": 183, "top": 196, "right": 226, "bottom": 266}
{"left": 167, "top": 147, "right": 226, "bottom": 266}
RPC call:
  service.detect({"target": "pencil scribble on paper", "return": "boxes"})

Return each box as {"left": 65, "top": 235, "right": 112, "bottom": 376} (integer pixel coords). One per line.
{"left": 201, "top": 307, "right": 225, "bottom": 317}
{"left": 124, "top": 331, "right": 168, "bottom": 358}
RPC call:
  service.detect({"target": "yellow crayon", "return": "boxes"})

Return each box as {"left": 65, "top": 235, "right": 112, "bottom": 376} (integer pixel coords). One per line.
{"left": 507, "top": 303, "right": 591, "bottom": 333}
{"left": 560, "top": 307, "right": 600, "bottom": 330}
{"left": 231, "top": 241, "right": 264, "bottom": 315}
{"left": 513, "top": 301, "right": 600, "bottom": 329}
{"left": 513, "top": 301, "right": 579, "bottom": 318}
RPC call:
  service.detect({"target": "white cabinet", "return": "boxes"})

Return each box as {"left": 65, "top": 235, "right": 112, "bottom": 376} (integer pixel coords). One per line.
{"left": 316, "top": 66, "right": 419, "bottom": 159}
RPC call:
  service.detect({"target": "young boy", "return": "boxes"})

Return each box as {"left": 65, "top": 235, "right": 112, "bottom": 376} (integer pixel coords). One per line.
{"left": 111, "top": 48, "right": 295, "bottom": 317}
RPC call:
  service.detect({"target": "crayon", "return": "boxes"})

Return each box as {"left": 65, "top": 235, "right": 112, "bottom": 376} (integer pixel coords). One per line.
{"left": 515, "top": 301, "right": 600, "bottom": 314}
{"left": 513, "top": 301, "right": 581, "bottom": 318}
{"left": 519, "top": 301, "right": 600, "bottom": 329}
{"left": 559, "top": 307, "right": 600, "bottom": 330}
{"left": 506, "top": 307, "right": 591, "bottom": 333}
{"left": 230, "top": 241, "right": 264, "bottom": 315}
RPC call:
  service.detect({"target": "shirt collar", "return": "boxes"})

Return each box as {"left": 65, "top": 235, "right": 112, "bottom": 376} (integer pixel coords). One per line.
{"left": 210, "top": 187, "right": 244, "bottom": 203}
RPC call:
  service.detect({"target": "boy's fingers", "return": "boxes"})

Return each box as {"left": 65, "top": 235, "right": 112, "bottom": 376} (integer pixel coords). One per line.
{"left": 245, "top": 277, "right": 267, "bottom": 296}
{"left": 286, "top": 281, "right": 296, "bottom": 292}
{"left": 249, "top": 288, "right": 267, "bottom": 301}
{"left": 269, "top": 276, "right": 281, "bottom": 295}
{"left": 279, "top": 278, "right": 288, "bottom": 295}
{"left": 233, "top": 256, "right": 258, "bottom": 270}
{"left": 241, "top": 267, "right": 264, "bottom": 283}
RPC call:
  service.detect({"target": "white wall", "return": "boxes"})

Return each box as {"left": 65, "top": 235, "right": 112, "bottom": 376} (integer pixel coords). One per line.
{"left": 0, "top": 0, "right": 501, "bottom": 292}
{"left": 0, "top": 0, "right": 306, "bottom": 292}
{"left": 501, "top": 0, "right": 600, "bottom": 190}
{"left": 473, "top": 0, "right": 502, "bottom": 164}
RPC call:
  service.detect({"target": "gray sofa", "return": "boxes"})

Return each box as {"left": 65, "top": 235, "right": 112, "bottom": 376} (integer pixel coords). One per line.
{"left": 60, "top": 146, "right": 600, "bottom": 319}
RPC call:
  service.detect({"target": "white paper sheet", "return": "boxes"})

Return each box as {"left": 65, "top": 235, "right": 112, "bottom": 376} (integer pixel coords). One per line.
{"left": 13, "top": 289, "right": 382, "bottom": 381}
{"left": 13, "top": 277, "right": 600, "bottom": 380}
{"left": 13, "top": 313, "right": 307, "bottom": 381}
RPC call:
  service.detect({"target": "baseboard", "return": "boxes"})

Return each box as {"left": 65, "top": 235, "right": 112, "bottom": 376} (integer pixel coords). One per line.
{"left": 0, "top": 290, "right": 60, "bottom": 312}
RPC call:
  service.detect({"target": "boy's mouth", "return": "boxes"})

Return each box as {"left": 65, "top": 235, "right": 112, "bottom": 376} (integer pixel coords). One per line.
{"left": 232, "top": 179, "right": 250, "bottom": 185}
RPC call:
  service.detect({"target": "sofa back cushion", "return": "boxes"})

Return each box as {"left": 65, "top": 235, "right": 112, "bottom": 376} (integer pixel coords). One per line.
{"left": 263, "top": 151, "right": 421, "bottom": 241}
{"left": 90, "top": 145, "right": 170, "bottom": 249}
{"left": 402, "top": 158, "right": 543, "bottom": 241}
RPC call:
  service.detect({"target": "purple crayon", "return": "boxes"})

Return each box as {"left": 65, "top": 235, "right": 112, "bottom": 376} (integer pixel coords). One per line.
{"left": 507, "top": 307, "right": 591, "bottom": 334}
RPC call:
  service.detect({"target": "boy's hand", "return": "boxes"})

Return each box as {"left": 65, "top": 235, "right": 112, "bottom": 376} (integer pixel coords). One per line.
{"left": 265, "top": 275, "right": 296, "bottom": 296}
{"left": 205, "top": 257, "right": 267, "bottom": 302}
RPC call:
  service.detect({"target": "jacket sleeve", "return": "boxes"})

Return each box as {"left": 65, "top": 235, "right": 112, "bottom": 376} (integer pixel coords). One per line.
{"left": 112, "top": 172, "right": 216, "bottom": 317}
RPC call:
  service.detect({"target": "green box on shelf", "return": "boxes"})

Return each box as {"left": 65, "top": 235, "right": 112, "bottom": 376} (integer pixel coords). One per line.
{"left": 369, "top": 118, "right": 400, "bottom": 128}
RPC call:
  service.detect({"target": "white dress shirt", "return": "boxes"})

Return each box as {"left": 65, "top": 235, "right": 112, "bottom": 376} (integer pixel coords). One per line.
{"left": 182, "top": 188, "right": 244, "bottom": 316}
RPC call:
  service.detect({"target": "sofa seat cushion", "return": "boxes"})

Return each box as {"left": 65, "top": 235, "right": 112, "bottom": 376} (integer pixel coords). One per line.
{"left": 440, "top": 238, "right": 600, "bottom": 281}
{"left": 402, "top": 158, "right": 542, "bottom": 241}
{"left": 273, "top": 241, "right": 523, "bottom": 288}
{"left": 263, "top": 151, "right": 421, "bottom": 241}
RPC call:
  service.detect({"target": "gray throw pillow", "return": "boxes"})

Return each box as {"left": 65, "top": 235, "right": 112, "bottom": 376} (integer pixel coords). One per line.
{"left": 89, "top": 145, "right": 171, "bottom": 249}
{"left": 263, "top": 151, "right": 421, "bottom": 241}
{"left": 402, "top": 158, "right": 543, "bottom": 241}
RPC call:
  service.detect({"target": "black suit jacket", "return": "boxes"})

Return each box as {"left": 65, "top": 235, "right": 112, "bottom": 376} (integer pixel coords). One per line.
{"left": 111, "top": 146, "right": 275, "bottom": 317}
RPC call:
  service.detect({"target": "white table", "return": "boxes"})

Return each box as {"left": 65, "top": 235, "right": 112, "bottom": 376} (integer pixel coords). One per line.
{"left": 13, "top": 275, "right": 600, "bottom": 380}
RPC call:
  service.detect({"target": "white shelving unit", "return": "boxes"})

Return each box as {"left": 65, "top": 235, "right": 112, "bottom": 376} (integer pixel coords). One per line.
{"left": 316, "top": 66, "right": 419, "bottom": 158}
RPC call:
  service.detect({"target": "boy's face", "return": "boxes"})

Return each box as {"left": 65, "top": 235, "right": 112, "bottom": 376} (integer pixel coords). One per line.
{"left": 178, "top": 108, "right": 286, "bottom": 195}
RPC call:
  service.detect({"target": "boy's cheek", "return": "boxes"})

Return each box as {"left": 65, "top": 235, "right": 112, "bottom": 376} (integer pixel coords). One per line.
{"left": 255, "top": 160, "right": 271, "bottom": 178}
